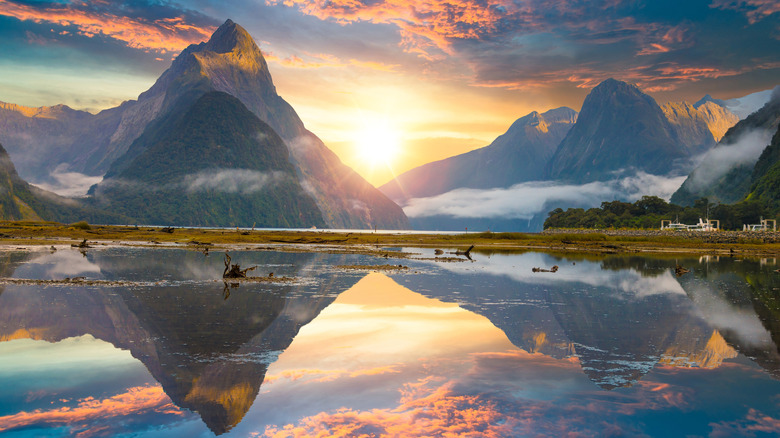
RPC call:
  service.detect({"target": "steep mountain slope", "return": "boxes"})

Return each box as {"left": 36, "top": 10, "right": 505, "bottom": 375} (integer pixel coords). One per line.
{"left": 745, "top": 124, "right": 780, "bottom": 212}
{"left": 380, "top": 107, "right": 577, "bottom": 203}
{"left": 671, "top": 93, "right": 780, "bottom": 206}
{"left": 104, "top": 19, "right": 407, "bottom": 229}
{"left": 545, "top": 79, "right": 691, "bottom": 182}
{"left": 661, "top": 101, "right": 738, "bottom": 153}
{"left": 91, "top": 92, "right": 325, "bottom": 228}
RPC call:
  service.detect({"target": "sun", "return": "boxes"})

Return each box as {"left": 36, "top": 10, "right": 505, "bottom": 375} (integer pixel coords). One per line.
{"left": 354, "top": 119, "right": 401, "bottom": 168}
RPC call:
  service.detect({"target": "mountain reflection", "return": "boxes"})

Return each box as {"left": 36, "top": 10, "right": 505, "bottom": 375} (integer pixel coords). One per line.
{"left": 0, "top": 248, "right": 779, "bottom": 436}
{"left": 0, "top": 248, "right": 360, "bottom": 435}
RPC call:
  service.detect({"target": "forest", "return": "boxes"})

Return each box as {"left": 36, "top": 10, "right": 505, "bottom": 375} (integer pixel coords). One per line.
{"left": 544, "top": 196, "right": 778, "bottom": 230}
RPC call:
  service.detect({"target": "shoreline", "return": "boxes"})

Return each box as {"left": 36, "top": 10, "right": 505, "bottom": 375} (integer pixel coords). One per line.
{"left": 0, "top": 222, "right": 778, "bottom": 257}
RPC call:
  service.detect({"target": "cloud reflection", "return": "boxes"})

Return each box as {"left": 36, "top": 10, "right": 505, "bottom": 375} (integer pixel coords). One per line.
{"left": 0, "top": 385, "right": 183, "bottom": 435}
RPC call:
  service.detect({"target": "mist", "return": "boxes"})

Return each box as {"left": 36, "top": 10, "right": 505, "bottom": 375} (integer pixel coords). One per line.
{"left": 402, "top": 171, "right": 686, "bottom": 220}
{"left": 686, "top": 128, "right": 772, "bottom": 191}
{"left": 31, "top": 164, "right": 103, "bottom": 197}
{"left": 183, "top": 169, "right": 287, "bottom": 194}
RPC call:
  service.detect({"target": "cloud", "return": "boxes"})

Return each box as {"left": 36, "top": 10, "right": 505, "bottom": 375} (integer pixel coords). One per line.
{"left": 685, "top": 128, "right": 773, "bottom": 191}
{"left": 710, "top": 0, "right": 780, "bottom": 24}
{"left": 183, "top": 169, "right": 287, "bottom": 195}
{"left": 30, "top": 164, "right": 102, "bottom": 197}
{"left": 401, "top": 171, "right": 686, "bottom": 220}
{"left": 0, "top": 0, "right": 216, "bottom": 54}
{"left": 0, "top": 385, "right": 182, "bottom": 434}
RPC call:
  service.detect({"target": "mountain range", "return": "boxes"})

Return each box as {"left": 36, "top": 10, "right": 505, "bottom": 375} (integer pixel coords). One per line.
{"left": 0, "top": 20, "right": 408, "bottom": 229}
{"left": 380, "top": 78, "right": 751, "bottom": 231}
{"left": 0, "top": 19, "right": 776, "bottom": 230}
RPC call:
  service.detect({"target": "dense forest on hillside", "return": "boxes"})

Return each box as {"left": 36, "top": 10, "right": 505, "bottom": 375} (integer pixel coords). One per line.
{"left": 544, "top": 196, "right": 778, "bottom": 230}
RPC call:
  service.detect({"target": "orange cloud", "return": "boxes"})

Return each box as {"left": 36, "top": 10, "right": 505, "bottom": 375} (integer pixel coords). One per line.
{"left": 0, "top": 0, "right": 215, "bottom": 53}
{"left": 262, "top": 383, "right": 516, "bottom": 438}
{"left": 267, "top": 0, "right": 514, "bottom": 56}
{"left": 0, "top": 385, "right": 183, "bottom": 434}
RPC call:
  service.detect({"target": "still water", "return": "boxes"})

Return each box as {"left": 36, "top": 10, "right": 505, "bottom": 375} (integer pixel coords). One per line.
{"left": 0, "top": 246, "right": 778, "bottom": 437}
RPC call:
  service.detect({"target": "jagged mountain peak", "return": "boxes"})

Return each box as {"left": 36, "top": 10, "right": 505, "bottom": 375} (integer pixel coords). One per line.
{"left": 203, "top": 19, "right": 257, "bottom": 54}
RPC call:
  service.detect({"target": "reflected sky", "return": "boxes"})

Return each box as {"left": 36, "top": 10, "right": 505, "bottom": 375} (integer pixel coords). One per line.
{"left": 0, "top": 248, "right": 778, "bottom": 436}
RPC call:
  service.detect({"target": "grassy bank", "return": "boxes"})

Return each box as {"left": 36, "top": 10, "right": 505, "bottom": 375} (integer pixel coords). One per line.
{"left": 1, "top": 222, "right": 779, "bottom": 256}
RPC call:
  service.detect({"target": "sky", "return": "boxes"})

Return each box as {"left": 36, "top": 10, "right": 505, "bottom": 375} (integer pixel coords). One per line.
{"left": 0, "top": 0, "right": 778, "bottom": 186}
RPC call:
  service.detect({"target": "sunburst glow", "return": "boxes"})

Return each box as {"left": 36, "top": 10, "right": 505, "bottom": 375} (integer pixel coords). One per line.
{"left": 354, "top": 119, "right": 401, "bottom": 168}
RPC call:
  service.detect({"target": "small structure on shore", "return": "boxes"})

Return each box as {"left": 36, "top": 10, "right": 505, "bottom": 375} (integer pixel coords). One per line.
{"left": 661, "top": 218, "right": 719, "bottom": 231}
{"left": 743, "top": 219, "right": 776, "bottom": 232}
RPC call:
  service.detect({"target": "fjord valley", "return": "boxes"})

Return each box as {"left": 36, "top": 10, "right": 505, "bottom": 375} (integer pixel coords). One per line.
{"left": 1, "top": 3, "right": 780, "bottom": 437}
{"left": 0, "top": 19, "right": 778, "bottom": 232}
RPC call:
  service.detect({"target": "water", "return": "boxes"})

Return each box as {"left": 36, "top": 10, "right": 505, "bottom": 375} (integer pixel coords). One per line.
{"left": 0, "top": 247, "right": 778, "bottom": 437}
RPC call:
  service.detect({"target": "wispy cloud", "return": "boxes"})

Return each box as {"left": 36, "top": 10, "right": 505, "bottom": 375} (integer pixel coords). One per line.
{"left": 401, "top": 172, "right": 686, "bottom": 220}
{"left": 183, "top": 169, "right": 288, "bottom": 195}
{"left": 710, "top": 0, "right": 780, "bottom": 24}
{"left": 0, "top": 0, "right": 216, "bottom": 53}
{"left": 685, "top": 128, "right": 773, "bottom": 191}
{"left": 31, "top": 164, "right": 102, "bottom": 197}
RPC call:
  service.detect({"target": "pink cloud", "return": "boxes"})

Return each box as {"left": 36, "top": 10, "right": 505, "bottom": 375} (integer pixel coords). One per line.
{"left": 0, "top": 0, "right": 215, "bottom": 53}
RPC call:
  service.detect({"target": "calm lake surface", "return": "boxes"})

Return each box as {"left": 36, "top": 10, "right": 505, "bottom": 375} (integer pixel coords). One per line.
{"left": 0, "top": 246, "right": 779, "bottom": 437}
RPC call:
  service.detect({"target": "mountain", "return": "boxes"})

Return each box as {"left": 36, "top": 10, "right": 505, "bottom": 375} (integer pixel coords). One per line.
{"left": 98, "top": 19, "right": 407, "bottom": 229}
{"left": 379, "top": 107, "right": 577, "bottom": 203}
{"left": 695, "top": 86, "right": 780, "bottom": 119}
{"left": 671, "top": 92, "right": 780, "bottom": 206}
{"left": 0, "top": 20, "right": 408, "bottom": 229}
{"left": 661, "top": 101, "right": 738, "bottom": 153}
{"left": 546, "top": 79, "right": 708, "bottom": 182}
{"left": 745, "top": 124, "right": 780, "bottom": 212}
{"left": 0, "top": 142, "right": 122, "bottom": 223}
{"left": 89, "top": 92, "right": 325, "bottom": 228}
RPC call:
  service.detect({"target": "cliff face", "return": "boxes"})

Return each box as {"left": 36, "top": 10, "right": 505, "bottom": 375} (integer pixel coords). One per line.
{"left": 661, "top": 101, "right": 739, "bottom": 155}
{"left": 546, "top": 79, "right": 688, "bottom": 182}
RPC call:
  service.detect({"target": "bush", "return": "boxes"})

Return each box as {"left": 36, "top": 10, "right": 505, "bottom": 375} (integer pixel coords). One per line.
{"left": 69, "top": 221, "right": 91, "bottom": 230}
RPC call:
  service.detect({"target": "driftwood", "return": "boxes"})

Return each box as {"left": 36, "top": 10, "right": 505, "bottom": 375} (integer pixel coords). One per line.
{"left": 223, "top": 252, "right": 257, "bottom": 278}
{"left": 532, "top": 265, "right": 559, "bottom": 273}
{"left": 160, "top": 227, "right": 175, "bottom": 233}
{"left": 449, "top": 245, "right": 474, "bottom": 260}
{"left": 71, "top": 239, "right": 91, "bottom": 249}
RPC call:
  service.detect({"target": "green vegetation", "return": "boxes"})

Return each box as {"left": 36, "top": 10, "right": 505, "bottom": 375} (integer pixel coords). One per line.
{"left": 69, "top": 221, "right": 91, "bottom": 230}
{"left": 544, "top": 195, "right": 778, "bottom": 230}
{"left": 89, "top": 92, "right": 325, "bottom": 228}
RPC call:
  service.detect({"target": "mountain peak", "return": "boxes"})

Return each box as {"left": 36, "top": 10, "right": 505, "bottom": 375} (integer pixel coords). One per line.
{"left": 204, "top": 19, "right": 258, "bottom": 54}
{"left": 592, "top": 78, "right": 642, "bottom": 95}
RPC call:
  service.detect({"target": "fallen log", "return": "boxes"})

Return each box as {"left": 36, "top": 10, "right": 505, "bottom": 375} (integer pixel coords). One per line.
{"left": 223, "top": 252, "right": 257, "bottom": 278}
